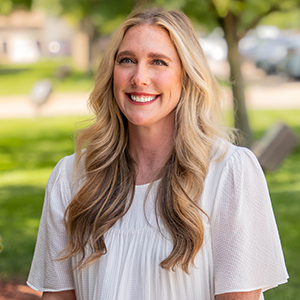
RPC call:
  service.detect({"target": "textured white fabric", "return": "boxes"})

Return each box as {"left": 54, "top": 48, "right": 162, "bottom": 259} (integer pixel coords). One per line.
{"left": 27, "top": 144, "right": 288, "bottom": 299}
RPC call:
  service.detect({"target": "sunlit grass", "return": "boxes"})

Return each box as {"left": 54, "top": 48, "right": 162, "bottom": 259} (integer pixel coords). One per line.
{"left": 0, "top": 115, "right": 87, "bottom": 280}
{"left": 0, "top": 59, "right": 94, "bottom": 96}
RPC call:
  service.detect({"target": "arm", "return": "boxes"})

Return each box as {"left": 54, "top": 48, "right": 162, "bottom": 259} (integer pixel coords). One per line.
{"left": 215, "top": 289, "right": 262, "bottom": 300}
{"left": 27, "top": 157, "right": 76, "bottom": 292}
{"left": 42, "top": 290, "right": 76, "bottom": 300}
{"left": 211, "top": 147, "right": 288, "bottom": 295}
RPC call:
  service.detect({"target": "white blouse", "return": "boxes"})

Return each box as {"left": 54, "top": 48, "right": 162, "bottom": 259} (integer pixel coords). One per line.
{"left": 27, "top": 144, "right": 288, "bottom": 299}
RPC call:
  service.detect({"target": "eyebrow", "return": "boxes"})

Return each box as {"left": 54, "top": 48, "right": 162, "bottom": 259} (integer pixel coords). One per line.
{"left": 116, "top": 50, "right": 172, "bottom": 61}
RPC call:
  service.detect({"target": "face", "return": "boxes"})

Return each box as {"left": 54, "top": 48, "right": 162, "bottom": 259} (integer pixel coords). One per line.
{"left": 113, "top": 25, "right": 182, "bottom": 130}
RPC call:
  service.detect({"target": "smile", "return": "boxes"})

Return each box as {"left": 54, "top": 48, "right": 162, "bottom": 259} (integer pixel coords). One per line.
{"left": 127, "top": 93, "right": 159, "bottom": 103}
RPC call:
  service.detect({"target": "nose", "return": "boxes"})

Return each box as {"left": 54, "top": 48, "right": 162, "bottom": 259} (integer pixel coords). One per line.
{"left": 131, "top": 63, "right": 150, "bottom": 86}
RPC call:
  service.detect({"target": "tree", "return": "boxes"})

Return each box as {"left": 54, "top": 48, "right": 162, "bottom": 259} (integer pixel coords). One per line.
{"left": 182, "top": 0, "right": 300, "bottom": 147}
{"left": 0, "top": 0, "right": 32, "bottom": 14}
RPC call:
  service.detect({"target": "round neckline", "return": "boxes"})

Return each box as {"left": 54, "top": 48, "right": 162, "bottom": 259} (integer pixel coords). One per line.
{"left": 135, "top": 182, "right": 151, "bottom": 188}
{"left": 135, "top": 179, "right": 160, "bottom": 188}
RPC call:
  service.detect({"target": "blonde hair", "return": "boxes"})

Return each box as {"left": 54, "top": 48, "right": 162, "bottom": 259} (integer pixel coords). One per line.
{"left": 63, "top": 7, "right": 228, "bottom": 274}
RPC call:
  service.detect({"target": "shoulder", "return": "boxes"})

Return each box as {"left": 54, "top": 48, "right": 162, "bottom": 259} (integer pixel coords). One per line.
{"left": 202, "top": 143, "right": 266, "bottom": 213}
{"left": 210, "top": 147, "right": 288, "bottom": 295}
{"left": 43, "top": 153, "right": 85, "bottom": 212}
{"left": 46, "top": 153, "right": 84, "bottom": 199}
{"left": 209, "top": 142, "right": 262, "bottom": 178}
{"left": 48, "top": 153, "right": 76, "bottom": 184}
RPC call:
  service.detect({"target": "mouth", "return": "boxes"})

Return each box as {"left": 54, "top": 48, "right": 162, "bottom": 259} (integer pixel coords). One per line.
{"left": 126, "top": 93, "right": 159, "bottom": 103}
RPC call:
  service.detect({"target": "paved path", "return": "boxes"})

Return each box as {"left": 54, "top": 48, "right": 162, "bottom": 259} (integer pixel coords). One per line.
{"left": 0, "top": 80, "right": 300, "bottom": 119}
{"left": 222, "top": 81, "right": 300, "bottom": 110}
{"left": 0, "top": 92, "right": 91, "bottom": 119}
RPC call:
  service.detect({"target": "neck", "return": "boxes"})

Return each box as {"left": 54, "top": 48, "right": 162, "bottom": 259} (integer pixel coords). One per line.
{"left": 128, "top": 123, "right": 175, "bottom": 185}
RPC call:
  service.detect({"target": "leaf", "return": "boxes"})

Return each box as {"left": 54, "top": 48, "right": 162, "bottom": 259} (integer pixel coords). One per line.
{"left": 0, "top": 0, "right": 13, "bottom": 15}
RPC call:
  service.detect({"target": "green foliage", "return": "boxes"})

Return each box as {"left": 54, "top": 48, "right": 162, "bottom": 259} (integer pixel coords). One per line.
{"left": 0, "top": 0, "right": 13, "bottom": 15}
{"left": 261, "top": 10, "right": 300, "bottom": 29}
{"left": 34, "top": 0, "right": 138, "bottom": 34}
{"left": 0, "top": 0, "right": 33, "bottom": 15}
{"left": 182, "top": 0, "right": 218, "bottom": 31}
{"left": 11, "top": 0, "right": 32, "bottom": 9}
{"left": 212, "top": 0, "right": 230, "bottom": 17}
{"left": 181, "top": 0, "right": 300, "bottom": 36}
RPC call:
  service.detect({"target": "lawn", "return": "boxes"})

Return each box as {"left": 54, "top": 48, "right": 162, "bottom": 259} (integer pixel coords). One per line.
{"left": 0, "top": 110, "right": 299, "bottom": 299}
{"left": 0, "top": 59, "right": 94, "bottom": 96}
{"left": 0, "top": 116, "right": 87, "bottom": 280}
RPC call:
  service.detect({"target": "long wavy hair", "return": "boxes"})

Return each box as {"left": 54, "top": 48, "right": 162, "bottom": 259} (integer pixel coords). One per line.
{"left": 62, "top": 7, "right": 228, "bottom": 274}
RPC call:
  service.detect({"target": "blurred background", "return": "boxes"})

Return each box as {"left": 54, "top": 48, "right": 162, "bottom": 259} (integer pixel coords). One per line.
{"left": 0, "top": 0, "right": 299, "bottom": 299}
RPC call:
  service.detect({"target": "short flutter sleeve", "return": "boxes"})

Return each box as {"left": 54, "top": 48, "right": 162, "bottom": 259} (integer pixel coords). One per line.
{"left": 210, "top": 146, "right": 288, "bottom": 295}
{"left": 27, "top": 155, "right": 75, "bottom": 292}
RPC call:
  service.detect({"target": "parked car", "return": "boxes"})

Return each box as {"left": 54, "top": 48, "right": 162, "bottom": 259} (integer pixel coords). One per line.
{"left": 240, "top": 29, "right": 300, "bottom": 78}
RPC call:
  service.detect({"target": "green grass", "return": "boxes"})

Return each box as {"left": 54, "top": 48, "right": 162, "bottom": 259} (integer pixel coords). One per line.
{"left": 0, "top": 59, "right": 94, "bottom": 96}
{"left": 0, "top": 116, "right": 88, "bottom": 280}
{"left": 0, "top": 111, "right": 299, "bottom": 299}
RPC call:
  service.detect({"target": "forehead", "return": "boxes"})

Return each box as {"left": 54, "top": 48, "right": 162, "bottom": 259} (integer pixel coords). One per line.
{"left": 118, "top": 24, "right": 178, "bottom": 57}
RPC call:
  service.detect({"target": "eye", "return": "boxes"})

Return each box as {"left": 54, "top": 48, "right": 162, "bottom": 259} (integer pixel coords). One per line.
{"left": 153, "top": 59, "right": 168, "bottom": 66}
{"left": 117, "top": 57, "right": 135, "bottom": 64}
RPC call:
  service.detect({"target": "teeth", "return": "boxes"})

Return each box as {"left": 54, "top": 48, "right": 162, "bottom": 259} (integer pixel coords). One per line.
{"left": 131, "top": 95, "right": 157, "bottom": 102}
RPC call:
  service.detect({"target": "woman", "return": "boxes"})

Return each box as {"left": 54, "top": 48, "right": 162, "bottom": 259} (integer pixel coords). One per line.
{"left": 27, "top": 7, "right": 288, "bottom": 300}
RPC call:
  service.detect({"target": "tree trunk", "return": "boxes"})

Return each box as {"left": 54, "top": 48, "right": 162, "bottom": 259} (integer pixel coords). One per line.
{"left": 222, "top": 12, "right": 253, "bottom": 147}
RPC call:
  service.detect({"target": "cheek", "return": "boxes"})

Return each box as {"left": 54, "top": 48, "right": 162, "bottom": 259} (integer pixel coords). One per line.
{"left": 161, "top": 71, "right": 182, "bottom": 96}
{"left": 113, "top": 67, "right": 131, "bottom": 90}
{"left": 168, "top": 72, "right": 182, "bottom": 105}
{"left": 113, "top": 68, "right": 126, "bottom": 93}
